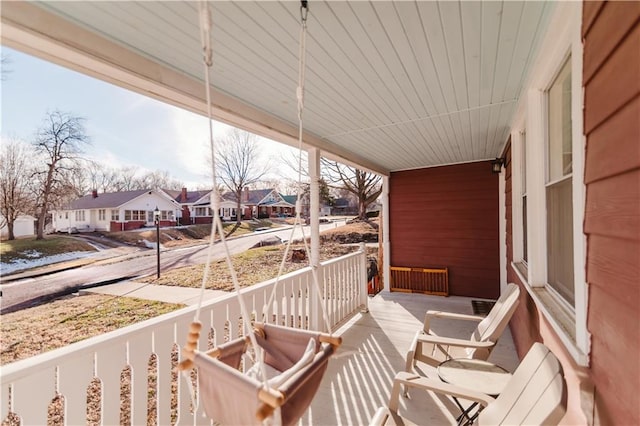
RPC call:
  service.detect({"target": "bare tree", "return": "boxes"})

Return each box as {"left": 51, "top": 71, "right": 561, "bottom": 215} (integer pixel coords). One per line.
{"left": 32, "top": 111, "right": 90, "bottom": 239}
{"left": 321, "top": 159, "right": 382, "bottom": 220}
{"left": 216, "top": 129, "right": 269, "bottom": 224}
{"left": 0, "top": 140, "right": 35, "bottom": 239}
{"left": 113, "top": 166, "right": 139, "bottom": 191}
{"left": 137, "top": 169, "right": 183, "bottom": 191}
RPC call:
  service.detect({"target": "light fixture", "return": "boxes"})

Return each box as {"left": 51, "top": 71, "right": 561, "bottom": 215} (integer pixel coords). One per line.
{"left": 491, "top": 158, "right": 504, "bottom": 174}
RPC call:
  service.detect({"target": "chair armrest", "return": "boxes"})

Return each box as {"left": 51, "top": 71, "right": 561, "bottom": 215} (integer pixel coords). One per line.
{"left": 416, "top": 334, "right": 495, "bottom": 349}
{"left": 370, "top": 407, "right": 402, "bottom": 426}
{"left": 423, "top": 310, "right": 484, "bottom": 333}
{"left": 389, "top": 372, "right": 495, "bottom": 413}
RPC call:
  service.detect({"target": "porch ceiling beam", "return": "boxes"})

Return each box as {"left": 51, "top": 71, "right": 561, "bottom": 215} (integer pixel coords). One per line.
{"left": 1, "top": 2, "right": 389, "bottom": 177}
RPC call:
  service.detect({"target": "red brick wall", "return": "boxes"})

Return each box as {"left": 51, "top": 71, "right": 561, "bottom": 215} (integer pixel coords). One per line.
{"left": 193, "top": 217, "right": 213, "bottom": 225}
{"left": 390, "top": 161, "right": 500, "bottom": 299}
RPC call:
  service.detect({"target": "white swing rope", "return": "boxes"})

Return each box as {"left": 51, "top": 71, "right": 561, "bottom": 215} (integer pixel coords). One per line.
{"left": 263, "top": 0, "right": 333, "bottom": 336}
{"left": 180, "top": 0, "right": 270, "bottom": 396}
{"left": 182, "top": 0, "right": 337, "bottom": 411}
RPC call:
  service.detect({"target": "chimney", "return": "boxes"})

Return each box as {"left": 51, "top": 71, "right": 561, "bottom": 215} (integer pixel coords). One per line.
{"left": 181, "top": 187, "right": 187, "bottom": 203}
{"left": 242, "top": 187, "right": 250, "bottom": 202}
{"left": 92, "top": 190, "right": 98, "bottom": 199}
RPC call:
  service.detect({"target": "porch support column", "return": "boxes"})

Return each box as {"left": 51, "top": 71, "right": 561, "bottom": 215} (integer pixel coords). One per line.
{"left": 382, "top": 176, "right": 391, "bottom": 291}
{"left": 308, "top": 147, "right": 323, "bottom": 331}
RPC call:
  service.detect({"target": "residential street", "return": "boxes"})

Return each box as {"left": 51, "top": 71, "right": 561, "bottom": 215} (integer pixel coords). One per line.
{"left": 0, "top": 221, "right": 346, "bottom": 313}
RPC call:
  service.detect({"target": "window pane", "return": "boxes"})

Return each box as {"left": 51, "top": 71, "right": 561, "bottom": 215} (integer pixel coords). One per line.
{"left": 522, "top": 132, "right": 527, "bottom": 193}
{"left": 546, "top": 177, "right": 574, "bottom": 305}
{"left": 522, "top": 195, "right": 528, "bottom": 263}
{"left": 548, "top": 58, "right": 572, "bottom": 182}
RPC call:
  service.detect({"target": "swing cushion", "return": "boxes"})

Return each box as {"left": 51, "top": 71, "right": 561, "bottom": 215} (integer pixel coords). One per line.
{"left": 195, "top": 324, "right": 334, "bottom": 426}
{"left": 245, "top": 337, "right": 317, "bottom": 388}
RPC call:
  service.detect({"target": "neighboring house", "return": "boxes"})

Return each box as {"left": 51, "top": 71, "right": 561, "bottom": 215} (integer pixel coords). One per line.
{"left": 163, "top": 188, "right": 212, "bottom": 225}
{"left": 0, "top": 214, "right": 36, "bottom": 239}
{"left": 51, "top": 189, "right": 180, "bottom": 232}
{"left": 319, "top": 204, "right": 331, "bottom": 217}
{"left": 233, "top": 188, "right": 296, "bottom": 219}
{"left": 190, "top": 192, "right": 243, "bottom": 223}
{"left": 331, "top": 197, "right": 357, "bottom": 216}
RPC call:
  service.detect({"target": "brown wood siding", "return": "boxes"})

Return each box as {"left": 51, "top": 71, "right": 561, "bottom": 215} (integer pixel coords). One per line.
{"left": 583, "top": 3, "right": 640, "bottom": 424}
{"left": 390, "top": 161, "right": 499, "bottom": 299}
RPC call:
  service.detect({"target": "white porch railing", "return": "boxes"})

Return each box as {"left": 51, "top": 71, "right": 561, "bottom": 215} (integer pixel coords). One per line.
{"left": 1, "top": 248, "right": 368, "bottom": 425}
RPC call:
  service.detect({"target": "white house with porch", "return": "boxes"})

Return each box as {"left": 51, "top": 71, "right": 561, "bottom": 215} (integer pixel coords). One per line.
{"left": 51, "top": 189, "right": 181, "bottom": 232}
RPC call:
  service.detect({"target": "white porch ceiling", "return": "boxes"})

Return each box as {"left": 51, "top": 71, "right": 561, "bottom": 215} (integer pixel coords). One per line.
{"left": 3, "top": 1, "right": 551, "bottom": 175}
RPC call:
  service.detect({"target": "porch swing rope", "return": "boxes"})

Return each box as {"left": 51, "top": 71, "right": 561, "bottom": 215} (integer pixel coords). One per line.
{"left": 180, "top": 0, "right": 270, "bottom": 393}
{"left": 182, "top": 0, "right": 334, "bottom": 401}
{"left": 262, "top": 0, "right": 333, "bottom": 335}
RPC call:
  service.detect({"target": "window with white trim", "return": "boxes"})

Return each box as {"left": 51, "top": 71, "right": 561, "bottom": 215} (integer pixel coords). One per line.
{"left": 509, "top": 2, "right": 588, "bottom": 366}
{"left": 546, "top": 57, "right": 574, "bottom": 306}
{"left": 98, "top": 209, "right": 106, "bottom": 221}
{"left": 75, "top": 210, "right": 85, "bottom": 221}
{"left": 195, "top": 207, "right": 209, "bottom": 217}
{"left": 111, "top": 210, "right": 119, "bottom": 221}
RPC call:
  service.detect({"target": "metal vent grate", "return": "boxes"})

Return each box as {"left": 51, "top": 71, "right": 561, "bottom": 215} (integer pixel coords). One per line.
{"left": 471, "top": 300, "right": 496, "bottom": 316}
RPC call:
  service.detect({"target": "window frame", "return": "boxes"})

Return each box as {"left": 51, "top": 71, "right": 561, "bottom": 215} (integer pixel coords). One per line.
{"left": 509, "top": 1, "right": 588, "bottom": 366}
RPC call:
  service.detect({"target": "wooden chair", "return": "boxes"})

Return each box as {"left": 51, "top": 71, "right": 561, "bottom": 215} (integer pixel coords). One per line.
{"left": 372, "top": 343, "right": 567, "bottom": 426}
{"left": 406, "top": 283, "right": 520, "bottom": 371}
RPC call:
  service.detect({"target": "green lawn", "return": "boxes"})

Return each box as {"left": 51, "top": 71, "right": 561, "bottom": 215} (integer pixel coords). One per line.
{"left": 0, "top": 235, "right": 97, "bottom": 263}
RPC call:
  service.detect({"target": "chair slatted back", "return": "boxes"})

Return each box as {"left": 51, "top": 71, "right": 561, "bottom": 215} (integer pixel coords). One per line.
{"left": 479, "top": 342, "right": 567, "bottom": 425}
{"left": 469, "top": 284, "right": 520, "bottom": 359}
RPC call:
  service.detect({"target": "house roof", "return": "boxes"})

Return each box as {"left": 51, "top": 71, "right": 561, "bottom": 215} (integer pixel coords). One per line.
{"left": 70, "top": 189, "right": 151, "bottom": 209}
{"left": 247, "top": 189, "right": 273, "bottom": 204}
{"left": 281, "top": 195, "right": 297, "bottom": 205}
{"left": 163, "top": 189, "right": 212, "bottom": 205}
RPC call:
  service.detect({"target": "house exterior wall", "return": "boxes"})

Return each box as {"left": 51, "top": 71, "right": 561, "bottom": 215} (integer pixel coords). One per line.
{"left": 582, "top": 2, "right": 640, "bottom": 423}
{"left": 389, "top": 161, "right": 500, "bottom": 299}
{"left": 504, "top": 5, "right": 639, "bottom": 424}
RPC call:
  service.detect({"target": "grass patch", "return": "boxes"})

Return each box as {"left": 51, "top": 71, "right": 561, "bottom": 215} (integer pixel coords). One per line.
{"left": 141, "top": 243, "right": 358, "bottom": 291}
{"left": 1, "top": 294, "right": 184, "bottom": 365}
{"left": 148, "top": 242, "right": 359, "bottom": 291}
{"left": 0, "top": 236, "right": 97, "bottom": 263}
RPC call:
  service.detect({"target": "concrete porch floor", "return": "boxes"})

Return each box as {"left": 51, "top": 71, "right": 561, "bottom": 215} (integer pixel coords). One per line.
{"left": 300, "top": 291, "right": 519, "bottom": 425}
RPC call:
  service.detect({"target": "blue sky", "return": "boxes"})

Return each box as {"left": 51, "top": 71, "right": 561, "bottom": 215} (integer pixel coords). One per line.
{"left": 1, "top": 47, "right": 294, "bottom": 189}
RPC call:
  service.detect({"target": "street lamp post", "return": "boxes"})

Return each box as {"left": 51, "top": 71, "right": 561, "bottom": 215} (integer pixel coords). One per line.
{"left": 154, "top": 207, "right": 161, "bottom": 279}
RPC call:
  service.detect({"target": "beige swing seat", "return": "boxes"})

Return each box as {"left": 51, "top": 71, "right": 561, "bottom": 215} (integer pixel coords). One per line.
{"left": 373, "top": 342, "right": 567, "bottom": 426}
{"left": 183, "top": 322, "right": 341, "bottom": 426}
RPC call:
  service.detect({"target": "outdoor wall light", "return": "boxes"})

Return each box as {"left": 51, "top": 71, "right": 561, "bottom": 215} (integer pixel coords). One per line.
{"left": 491, "top": 158, "right": 504, "bottom": 174}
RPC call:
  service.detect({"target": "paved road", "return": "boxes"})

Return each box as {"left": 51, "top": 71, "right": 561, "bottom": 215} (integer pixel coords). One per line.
{"left": 0, "top": 221, "right": 346, "bottom": 313}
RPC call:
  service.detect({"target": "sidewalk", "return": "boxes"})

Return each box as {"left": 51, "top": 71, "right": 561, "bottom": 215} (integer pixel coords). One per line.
{"left": 80, "top": 280, "right": 230, "bottom": 306}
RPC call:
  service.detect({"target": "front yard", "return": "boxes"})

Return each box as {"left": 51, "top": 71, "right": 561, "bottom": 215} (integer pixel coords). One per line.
{"left": 1, "top": 219, "right": 380, "bottom": 364}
